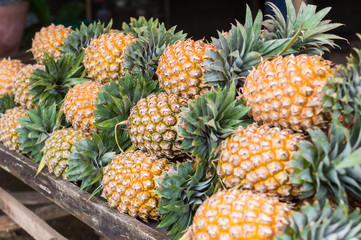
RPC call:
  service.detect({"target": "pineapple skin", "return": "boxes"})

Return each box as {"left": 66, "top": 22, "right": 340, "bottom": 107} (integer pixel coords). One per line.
{"left": 189, "top": 190, "right": 290, "bottom": 240}
{"left": 156, "top": 39, "right": 216, "bottom": 99}
{"left": 0, "top": 107, "right": 27, "bottom": 152}
{"left": 63, "top": 81, "right": 103, "bottom": 133}
{"left": 243, "top": 54, "right": 334, "bottom": 132}
{"left": 129, "top": 92, "right": 188, "bottom": 159}
{"left": 13, "top": 64, "right": 43, "bottom": 109}
{"left": 31, "top": 24, "right": 71, "bottom": 63}
{"left": 217, "top": 124, "right": 301, "bottom": 197}
{"left": 0, "top": 58, "right": 24, "bottom": 97}
{"left": 42, "top": 128, "right": 90, "bottom": 179}
{"left": 101, "top": 150, "right": 170, "bottom": 221}
{"left": 83, "top": 31, "right": 136, "bottom": 84}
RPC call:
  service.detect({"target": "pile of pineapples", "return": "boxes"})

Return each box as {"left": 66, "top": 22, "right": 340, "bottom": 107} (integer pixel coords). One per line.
{"left": 1, "top": 0, "right": 361, "bottom": 239}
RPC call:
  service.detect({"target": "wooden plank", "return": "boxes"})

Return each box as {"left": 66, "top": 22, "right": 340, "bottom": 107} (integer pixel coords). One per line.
{"left": 0, "top": 203, "right": 69, "bottom": 232}
{"left": 0, "top": 187, "right": 67, "bottom": 240}
{"left": 0, "top": 144, "right": 169, "bottom": 240}
{"left": 9, "top": 191, "right": 51, "bottom": 205}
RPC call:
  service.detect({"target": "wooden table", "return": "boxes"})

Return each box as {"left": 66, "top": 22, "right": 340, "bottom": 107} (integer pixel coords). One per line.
{"left": 0, "top": 144, "right": 169, "bottom": 240}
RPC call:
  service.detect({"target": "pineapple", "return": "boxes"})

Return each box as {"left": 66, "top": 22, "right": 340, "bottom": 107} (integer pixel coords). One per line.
{"left": 243, "top": 54, "right": 334, "bottom": 132}
{"left": 83, "top": 31, "right": 136, "bottom": 84}
{"left": 186, "top": 190, "right": 290, "bottom": 240}
{"left": 31, "top": 24, "right": 72, "bottom": 63}
{"left": 156, "top": 39, "right": 216, "bottom": 99}
{"left": 94, "top": 72, "right": 161, "bottom": 153}
{"left": 61, "top": 20, "right": 112, "bottom": 58}
{"left": 203, "top": 0, "right": 342, "bottom": 89}
{"left": 13, "top": 64, "right": 43, "bottom": 109}
{"left": 123, "top": 17, "right": 186, "bottom": 80}
{"left": 217, "top": 123, "right": 302, "bottom": 197}
{"left": 129, "top": 92, "right": 188, "bottom": 159}
{"left": 0, "top": 107, "right": 27, "bottom": 151}
{"left": 63, "top": 81, "right": 103, "bottom": 133}
{"left": 0, "top": 58, "right": 24, "bottom": 97}
{"left": 40, "top": 128, "right": 90, "bottom": 179}
{"left": 101, "top": 149, "right": 170, "bottom": 221}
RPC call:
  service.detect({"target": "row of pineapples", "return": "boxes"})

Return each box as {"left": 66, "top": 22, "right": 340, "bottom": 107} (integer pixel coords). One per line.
{"left": 1, "top": 0, "right": 361, "bottom": 239}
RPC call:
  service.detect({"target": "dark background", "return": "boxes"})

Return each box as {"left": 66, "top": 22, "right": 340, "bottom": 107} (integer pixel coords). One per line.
{"left": 29, "top": 0, "right": 361, "bottom": 43}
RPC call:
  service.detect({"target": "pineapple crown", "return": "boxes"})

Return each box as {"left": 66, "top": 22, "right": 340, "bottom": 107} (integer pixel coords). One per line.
{"left": 30, "top": 52, "right": 87, "bottom": 108}
{"left": 0, "top": 94, "right": 18, "bottom": 115}
{"left": 66, "top": 132, "right": 116, "bottom": 192}
{"left": 17, "top": 104, "right": 69, "bottom": 163}
{"left": 178, "top": 83, "right": 253, "bottom": 161}
{"left": 157, "top": 160, "right": 218, "bottom": 240}
{"left": 94, "top": 72, "right": 161, "bottom": 152}
{"left": 122, "top": 17, "right": 160, "bottom": 37}
{"left": 61, "top": 20, "right": 113, "bottom": 57}
{"left": 323, "top": 34, "right": 361, "bottom": 127}
{"left": 276, "top": 201, "right": 361, "bottom": 240}
{"left": 204, "top": 0, "right": 343, "bottom": 89}
{"left": 291, "top": 110, "right": 361, "bottom": 206}
{"left": 263, "top": 0, "right": 344, "bottom": 56}
{"left": 203, "top": 6, "right": 294, "bottom": 89}
{"left": 123, "top": 22, "right": 186, "bottom": 80}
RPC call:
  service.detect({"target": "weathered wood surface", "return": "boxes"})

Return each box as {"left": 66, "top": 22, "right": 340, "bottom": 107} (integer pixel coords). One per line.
{"left": 0, "top": 203, "right": 69, "bottom": 232}
{"left": 9, "top": 191, "right": 51, "bottom": 205}
{"left": 0, "top": 187, "right": 67, "bottom": 240}
{"left": 0, "top": 144, "right": 169, "bottom": 240}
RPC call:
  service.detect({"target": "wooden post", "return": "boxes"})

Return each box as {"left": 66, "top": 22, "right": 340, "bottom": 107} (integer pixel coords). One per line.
{"left": 86, "top": 0, "right": 92, "bottom": 20}
{"left": 0, "top": 187, "right": 67, "bottom": 240}
{"left": 0, "top": 204, "right": 69, "bottom": 232}
{"left": 293, "top": 0, "right": 307, "bottom": 13}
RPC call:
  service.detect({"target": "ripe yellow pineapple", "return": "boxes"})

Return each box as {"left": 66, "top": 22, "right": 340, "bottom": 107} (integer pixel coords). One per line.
{"left": 186, "top": 190, "right": 290, "bottom": 240}
{"left": 101, "top": 149, "right": 170, "bottom": 221}
{"left": 217, "top": 123, "right": 302, "bottom": 197}
{"left": 129, "top": 92, "right": 188, "bottom": 159}
{"left": 63, "top": 81, "right": 103, "bottom": 133}
{"left": 156, "top": 39, "right": 216, "bottom": 99}
{"left": 13, "top": 64, "right": 43, "bottom": 109}
{"left": 41, "top": 128, "right": 90, "bottom": 179}
{"left": 83, "top": 31, "right": 136, "bottom": 84}
{"left": 243, "top": 54, "right": 334, "bottom": 131}
{"left": 31, "top": 24, "right": 72, "bottom": 63}
{"left": 0, "top": 107, "right": 27, "bottom": 151}
{"left": 0, "top": 58, "right": 24, "bottom": 97}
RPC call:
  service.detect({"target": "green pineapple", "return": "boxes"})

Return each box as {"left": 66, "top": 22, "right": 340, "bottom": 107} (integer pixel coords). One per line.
{"left": 39, "top": 127, "right": 90, "bottom": 179}
{"left": 0, "top": 94, "right": 18, "bottom": 115}
{"left": 30, "top": 52, "right": 86, "bottom": 108}
{"left": 157, "top": 160, "right": 218, "bottom": 240}
{"left": 178, "top": 83, "right": 253, "bottom": 160}
{"left": 276, "top": 201, "right": 361, "bottom": 240}
{"left": 323, "top": 34, "right": 361, "bottom": 127}
{"left": 291, "top": 111, "right": 361, "bottom": 206}
{"left": 94, "top": 72, "right": 161, "bottom": 153}
{"left": 17, "top": 104, "right": 69, "bottom": 163}
{"left": 66, "top": 132, "right": 116, "bottom": 192}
